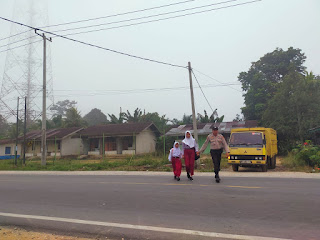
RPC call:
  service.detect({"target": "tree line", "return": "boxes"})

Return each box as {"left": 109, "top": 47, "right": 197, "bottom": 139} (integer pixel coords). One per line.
{"left": 239, "top": 47, "right": 320, "bottom": 153}
{"left": 1, "top": 47, "right": 318, "bottom": 155}
{"left": 0, "top": 100, "right": 225, "bottom": 139}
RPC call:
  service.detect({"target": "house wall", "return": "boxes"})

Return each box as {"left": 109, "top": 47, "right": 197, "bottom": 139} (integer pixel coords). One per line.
{"left": 61, "top": 137, "right": 84, "bottom": 156}
{"left": 25, "top": 140, "right": 41, "bottom": 156}
{"left": 47, "top": 140, "right": 57, "bottom": 153}
{"left": 136, "top": 129, "right": 156, "bottom": 154}
{"left": 25, "top": 141, "right": 58, "bottom": 157}
{"left": 0, "top": 143, "right": 22, "bottom": 156}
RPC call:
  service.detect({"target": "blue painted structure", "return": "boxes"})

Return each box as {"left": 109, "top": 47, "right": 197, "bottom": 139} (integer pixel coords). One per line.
{"left": 0, "top": 155, "right": 20, "bottom": 160}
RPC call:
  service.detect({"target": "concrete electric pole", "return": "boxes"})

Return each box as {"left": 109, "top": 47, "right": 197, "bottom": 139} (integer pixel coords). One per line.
{"left": 36, "top": 32, "right": 52, "bottom": 166}
{"left": 188, "top": 62, "right": 199, "bottom": 166}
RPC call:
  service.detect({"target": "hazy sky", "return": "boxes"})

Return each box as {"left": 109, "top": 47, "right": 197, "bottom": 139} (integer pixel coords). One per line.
{"left": 0, "top": 0, "right": 319, "bottom": 122}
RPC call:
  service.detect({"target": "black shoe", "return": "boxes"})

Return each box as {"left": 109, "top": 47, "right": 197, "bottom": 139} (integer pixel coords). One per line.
{"left": 187, "top": 172, "right": 191, "bottom": 179}
{"left": 189, "top": 176, "right": 193, "bottom": 181}
{"left": 176, "top": 177, "right": 180, "bottom": 181}
{"left": 215, "top": 173, "right": 220, "bottom": 183}
{"left": 174, "top": 176, "right": 177, "bottom": 179}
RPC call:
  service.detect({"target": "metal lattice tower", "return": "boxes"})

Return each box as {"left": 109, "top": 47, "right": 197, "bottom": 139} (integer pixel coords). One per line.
{"left": 0, "top": 0, "right": 54, "bottom": 124}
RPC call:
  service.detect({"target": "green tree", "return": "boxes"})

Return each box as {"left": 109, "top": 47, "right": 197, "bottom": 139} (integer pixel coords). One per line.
{"left": 108, "top": 112, "right": 126, "bottom": 124}
{"left": 0, "top": 115, "right": 9, "bottom": 138}
{"left": 7, "top": 120, "right": 24, "bottom": 139}
{"left": 124, "top": 108, "right": 143, "bottom": 123}
{"left": 63, "top": 107, "right": 87, "bottom": 128}
{"left": 263, "top": 71, "right": 320, "bottom": 152}
{"left": 239, "top": 47, "right": 306, "bottom": 121}
{"left": 197, "top": 110, "right": 224, "bottom": 123}
{"left": 233, "top": 114, "right": 243, "bottom": 122}
{"left": 181, "top": 114, "right": 192, "bottom": 124}
{"left": 83, "top": 108, "right": 108, "bottom": 126}
{"left": 51, "top": 115, "right": 63, "bottom": 128}
{"left": 50, "top": 100, "right": 77, "bottom": 117}
{"left": 141, "top": 112, "right": 168, "bottom": 131}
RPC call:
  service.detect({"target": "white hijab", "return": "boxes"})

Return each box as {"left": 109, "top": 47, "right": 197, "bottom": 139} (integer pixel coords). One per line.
{"left": 172, "top": 141, "right": 181, "bottom": 156}
{"left": 182, "top": 130, "right": 195, "bottom": 148}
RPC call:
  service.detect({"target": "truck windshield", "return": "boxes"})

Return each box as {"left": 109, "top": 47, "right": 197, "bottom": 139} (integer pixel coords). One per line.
{"left": 229, "top": 132, "right": 263, "bottom": 147}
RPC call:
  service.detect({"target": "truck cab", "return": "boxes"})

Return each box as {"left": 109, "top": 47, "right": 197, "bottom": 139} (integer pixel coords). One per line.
{"left": 228, "top": 128, "right": 277, "bottom": 172}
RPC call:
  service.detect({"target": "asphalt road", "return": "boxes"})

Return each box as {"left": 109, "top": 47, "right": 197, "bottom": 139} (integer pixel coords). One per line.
{"left": 0, "top": 173, "right": 319, "bottom": 240}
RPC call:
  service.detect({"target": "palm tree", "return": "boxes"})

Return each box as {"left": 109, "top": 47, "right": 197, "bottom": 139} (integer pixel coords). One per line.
{"left": 108, "top": 112, "right": 126, "bottom": 124}
{"left": 64, "top": 107, "right": 87, "bottom": 127}
{"left": 124, "top": 108, "right": 143, "bottom": 123}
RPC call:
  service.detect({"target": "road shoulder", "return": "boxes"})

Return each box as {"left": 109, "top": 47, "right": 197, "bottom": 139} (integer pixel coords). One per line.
{"left": 0, "top": 170, "right": 319, "bottom": 179}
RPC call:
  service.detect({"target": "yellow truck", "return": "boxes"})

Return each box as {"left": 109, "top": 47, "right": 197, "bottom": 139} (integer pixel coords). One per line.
{"left": 228, "top": 128, "right": 278, "bottom": 172}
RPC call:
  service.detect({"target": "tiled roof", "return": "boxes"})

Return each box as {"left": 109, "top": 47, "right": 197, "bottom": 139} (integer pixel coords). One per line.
{"left": 165, "top": 121, "right": 258, "bottom": 136}
{"left": 0, "top": 138, "right": 13, "bottom": 144}
{"left": 1, "top": 127, "right": 83, "bottom": 144}
{"left": 78, "top": 122, "right": 160, "bottom": 137}
{"left": 25, "top": 127, "right": 83, "bottom": 140}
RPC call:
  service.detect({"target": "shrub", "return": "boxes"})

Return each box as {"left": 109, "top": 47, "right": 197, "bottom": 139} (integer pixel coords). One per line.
{"left": 291, "top": 141, "right": 320, "bottom": 167}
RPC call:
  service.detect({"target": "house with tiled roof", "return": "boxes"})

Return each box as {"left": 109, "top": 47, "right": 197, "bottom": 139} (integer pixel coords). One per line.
{"left": 0, "top": 122, "right": 161, "bottom": 159}
{"left": 0, "top": 127, "right": 83, "bottom": 159}
{"left": 77, "top": 122, "right": 160, "bottom": 155}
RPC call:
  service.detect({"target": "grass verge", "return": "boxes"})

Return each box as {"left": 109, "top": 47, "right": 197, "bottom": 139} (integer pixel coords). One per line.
{"left": 281, "top": 153, "right": 320, "bottom": 173}
{"left": 0, "top": 154, "right": 229, "bottom": 172}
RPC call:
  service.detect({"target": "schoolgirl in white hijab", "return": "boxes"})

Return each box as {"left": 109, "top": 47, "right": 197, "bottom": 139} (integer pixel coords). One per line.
{"left": 182, "top": 130, "right": 196, "bottom": 148}
{"left": 182, "top": 131, "right": 199, "bottom": 181}
{"left": 168, "top": 141, "right": 182, "bottom": 181}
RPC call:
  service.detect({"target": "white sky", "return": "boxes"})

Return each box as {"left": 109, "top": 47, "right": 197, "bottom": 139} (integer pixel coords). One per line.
{"left": 0, "top": 0, "right": 319, "bottom": 122}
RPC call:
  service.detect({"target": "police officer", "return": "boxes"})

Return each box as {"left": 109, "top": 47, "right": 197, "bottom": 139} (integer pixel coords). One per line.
{"left": 198, "top": 126, "right": 230, "bottom": 183}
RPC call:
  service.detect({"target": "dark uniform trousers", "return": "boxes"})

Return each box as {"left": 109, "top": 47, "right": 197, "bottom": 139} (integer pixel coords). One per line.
{"left": 210, "top": 148, "right": 223, "bottom": 174}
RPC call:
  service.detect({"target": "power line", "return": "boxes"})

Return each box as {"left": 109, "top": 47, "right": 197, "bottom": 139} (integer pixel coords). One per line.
{"left": 0, "top": 35, "right": 37, "bottom": 49}
{"left": 0, "top": 29, "right": 31, "bottom": 42}
{"left": 0, "top": 0, "right": 230, "bottom": 50}
{"left": 0, "top": 39, "right": 42, "bottom": 53}
{"left": 0, "top": 0, "right": 261, "bottom": 51}
{"left": 193, "top": 68, "right": 242, "bottom": 93}
{"left": 51, "top": 0, "right": 238, "bottom": 34}
{"left": 53, "top": 82, "right": 240, "bottom": 94}
{"left": 44, "top": 0, "right": 198, "bottom": 28}
{"left": 0, "top": 17, "right": 186, "bottom": 69}
{"left": 191, "top": 69, "right": 216, "bottom": 113}
{"left": 0, "top": 0, "right": 197, "bottom": 42}
{"left": 62, "top": 0, "right": 261, "bottom": 37}
{"left": 0, "top": 83, "right": 239, "bottom": 102}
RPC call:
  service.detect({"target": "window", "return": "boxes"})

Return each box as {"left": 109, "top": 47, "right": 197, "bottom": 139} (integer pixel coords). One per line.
{"left": 105, "top": 138, "right": 116, "bottom": 151}
{"left": 123, "top": 137, "right": 134, "bottom": 150}
{"left": 229, "top": 132, "right": 263, "bottom": 147}
{"left": 57, "top": 140, "right": 61, "bottom": 150}
{"left": 90, "top": 139, "right": 100, "bottom": 151}
{"left": 5, "top": 147, "right": 11, "bottom": 155}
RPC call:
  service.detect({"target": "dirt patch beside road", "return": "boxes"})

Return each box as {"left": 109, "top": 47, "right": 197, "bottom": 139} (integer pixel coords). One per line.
{"left": 0, "top": 226, "right": 104, "bottom": 240}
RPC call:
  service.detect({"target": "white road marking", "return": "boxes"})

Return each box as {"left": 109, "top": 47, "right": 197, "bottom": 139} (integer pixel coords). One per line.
{"left": 0, "top": 212, "right": 291, "bottom": 240}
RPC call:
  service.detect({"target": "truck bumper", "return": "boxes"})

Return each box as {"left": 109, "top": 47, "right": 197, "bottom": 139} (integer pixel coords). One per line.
{"left": 228, "top": 160, "right": 267, "bottom": 165}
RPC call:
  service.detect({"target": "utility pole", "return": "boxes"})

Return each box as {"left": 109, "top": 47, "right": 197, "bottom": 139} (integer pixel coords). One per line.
{"left": 188, "top": 62, "right": 199, "bottom": 166}
{"left": 14, "top": 97, "right": 19, "bottom": 166}
{"left": 36, "top": 31, "right": 52, "bottom": 166}
{"left": 23, "top": 96, "right": 27, "bottom": 165}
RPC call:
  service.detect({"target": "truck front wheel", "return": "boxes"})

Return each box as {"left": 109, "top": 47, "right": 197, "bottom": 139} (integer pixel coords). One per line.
{"left": 232, "top": 165, "right": 239, "bottom": 172}
{"left": 270, "top": 156, "right": 276, "bottom": 169}
{"left": 261, "top": 165, "right": 268, "bottom": 172}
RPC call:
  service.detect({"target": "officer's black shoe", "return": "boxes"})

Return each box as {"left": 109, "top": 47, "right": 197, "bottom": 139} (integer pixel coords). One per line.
{"left": 215, "top": 173, "right": 220, "bottom": 183}
{"left": 189, "top": 176, "right": 193, "bottom": 181}
{"left": 176, "top": 177, "right": 180, "bottom": 181}
{"left": 174, "top": 176, "right": 177, "bottom": 179}
{"left": 187, "top": 172, "right": 191, "bottom": 179}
